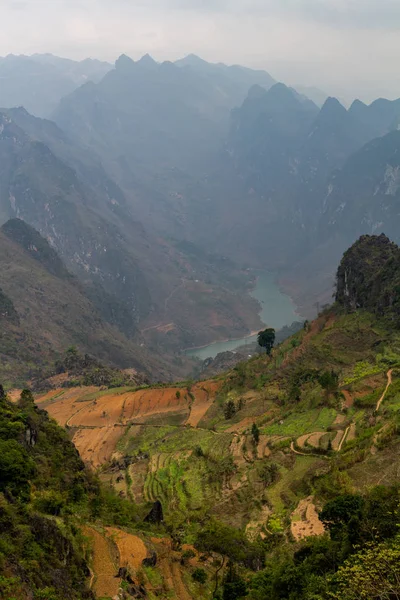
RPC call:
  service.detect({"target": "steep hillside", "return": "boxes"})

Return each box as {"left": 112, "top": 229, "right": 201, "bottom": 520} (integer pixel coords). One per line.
{"left": 32, "top": 235, "right": 400, "bottom": 599}
{"left": 0, "top": 388, "right": 125, "bottom": 599}
{"left": 0, "top": 109, "right": 263, "bottom": 359}
{"left": 321, "top": 130, "right": 400, "bottom": 246}
{"left": 0, "top": 219, "right": 195, "bottom": 386}
{"left": 282, "top": 129, "right": 400, "bottom": 317}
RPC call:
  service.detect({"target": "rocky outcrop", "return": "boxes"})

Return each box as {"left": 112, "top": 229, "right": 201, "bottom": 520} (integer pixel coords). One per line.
{"left": 336, "top": 233, "right": 400, "bottom": 319}
{"left": 144, "top": 501, "right": 163, "bottom": 524}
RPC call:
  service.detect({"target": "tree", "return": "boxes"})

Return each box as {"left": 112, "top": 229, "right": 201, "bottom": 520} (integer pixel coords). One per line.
{"left": 259, "top": 463, "right": 279, "bottom": 487}
{"left": 223, "top": 562, "right": 248, "bottom": 600}
{"left": 318, "top": 370, "right": 339, "bottom": 397}
{"left": 224, "top": 400, "right": 236, "bottom": 420}
{"left": 192, "top": 568, "right": 207, "bottom": 584}
{"left": 251, "top": 423, "right": 260, "bottom": 446}
{"left": 18, "top": 388, "right": 35, "bottom": 408}
{"left": 329, "top": 537, "right": 400, "bottom": 600}
{"left": 320, "top": 494, "right": 364, "bottom": 542}
{"left": 196, "top": 520, "right": 264, "bottom": 594}
{"left": 257, "top": 329, "right": 275, "bottom": 355}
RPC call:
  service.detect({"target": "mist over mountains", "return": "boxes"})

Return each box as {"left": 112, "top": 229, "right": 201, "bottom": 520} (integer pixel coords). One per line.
{"left": 1, "top": 51, "right": 400, "bottom": 378}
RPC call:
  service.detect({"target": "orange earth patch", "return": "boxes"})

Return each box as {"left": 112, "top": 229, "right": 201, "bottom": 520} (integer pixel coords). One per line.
{"left": 82, "top": 526, "right": 119, "bottom": 598}
{"left": 105, "top": 527, "right": 148, "bottom": 573}
{"left": 39, "top": 387, "right": 100, "bottom": 426}
{"left": 72, "top": 425, "right": 127, "bottom": 468}
{"left": 291, "top": 497, "right": 325, "bottom": 541}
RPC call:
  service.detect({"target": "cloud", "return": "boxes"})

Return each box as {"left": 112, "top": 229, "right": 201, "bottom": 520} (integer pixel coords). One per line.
{"left": 104, "top": 0, "right": 400, "bottom": 28}
{"left": 0, "top": 0, "right": 399, "bottom": 102}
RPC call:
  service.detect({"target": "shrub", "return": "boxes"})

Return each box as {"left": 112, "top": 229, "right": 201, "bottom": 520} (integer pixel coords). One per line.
{"left": 192, "top": 568, "right": 207, "bottom": 584}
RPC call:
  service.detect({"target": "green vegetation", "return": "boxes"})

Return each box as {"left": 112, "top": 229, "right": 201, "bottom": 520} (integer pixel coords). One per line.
{"left": 249, "top": 485, "right": 400, "bottom": 599}
{"left": 336, "top": 233, "right": 400, "bottom": 322}
{"left": 258, "top": 328, "right": 276, "bottom": 355}
{"left": 5, "top": 235, "right": 400, "bottom": 598}
{"left": 0, "top": 389, "right": 143, "bottom": 598}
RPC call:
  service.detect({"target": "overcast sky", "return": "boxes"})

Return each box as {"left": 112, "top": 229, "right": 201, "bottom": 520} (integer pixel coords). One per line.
{"left": 1, "top": 0, "right": 400, "bottom": 102}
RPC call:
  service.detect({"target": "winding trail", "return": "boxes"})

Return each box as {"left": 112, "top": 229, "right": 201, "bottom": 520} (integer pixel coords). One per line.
{"left": 337, "top": 426, "right": 350, "bottom": 452}
{"left": 66, "top": 402, "right": 95, "bottom": 427}
{"left": 290, "top": 441, "right": 327, "bottom": 459}
{"left": 376, "top": 369, "right": 393, "bottom": 412}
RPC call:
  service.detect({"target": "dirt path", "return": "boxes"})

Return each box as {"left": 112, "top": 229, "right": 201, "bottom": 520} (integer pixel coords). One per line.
{"left": 376, "top": 369, "right": 393, "bottom": 412}
{"left": 66, "top": 401, "right": 95, "bottom": 427}
{"left": 82, "top": 526, "right": 119, "bottom": 598}
{"left": 141, "top": 322, "right": 169, "bottom": 333}
{"left": 341, "top": 390, "right": 353, "bottom": 409}
{"left": 164, "top": 278, "right": 186, "bottom": 312}
{"left": 290, "top": 441, "right": 326, "bottom": 458}
{"left": 338, "top": 426, "right": 350, "bottom": 451}
{"left": 332, "top": 430, "right": 344, "bottom": 451}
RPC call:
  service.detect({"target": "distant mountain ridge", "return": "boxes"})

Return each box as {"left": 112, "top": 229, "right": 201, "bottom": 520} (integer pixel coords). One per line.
{"left": 0, "top": 53, "right": 112, "bottom": 117}
{"left": 2, "top": 49, "right": 400, "bottom": 364}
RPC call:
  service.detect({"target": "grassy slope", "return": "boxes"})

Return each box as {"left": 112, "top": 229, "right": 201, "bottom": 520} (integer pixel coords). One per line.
{"left": 0, "top": 227, "right": 199, "bottom": 386}
{"left": 26, "top": 305, "right": 400, "bottom": 599}
{"left": 117, "top": 309, "right": 400, "bottom": 532}
{"left": 38, "top": 307, "right": 400, "bottom": 536}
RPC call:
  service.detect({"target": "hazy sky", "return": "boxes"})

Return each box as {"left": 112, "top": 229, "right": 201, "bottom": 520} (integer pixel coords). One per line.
{"left": 1, "top": 0, "right": 400, "bottom": 102}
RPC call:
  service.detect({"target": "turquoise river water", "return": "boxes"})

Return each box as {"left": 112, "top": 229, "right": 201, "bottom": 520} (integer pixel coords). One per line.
{"left": 186, "top": 273, "right": 301, "bottom": 360}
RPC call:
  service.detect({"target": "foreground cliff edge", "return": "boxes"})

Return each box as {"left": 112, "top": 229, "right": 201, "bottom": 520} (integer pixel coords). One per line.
{"left": 3, "top": 234, "right": 400, "bottom": 599}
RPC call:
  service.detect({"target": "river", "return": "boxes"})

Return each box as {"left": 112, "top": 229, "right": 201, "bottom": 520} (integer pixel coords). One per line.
{"left": 185, "top": 273, "right": 302, "bottom": 360}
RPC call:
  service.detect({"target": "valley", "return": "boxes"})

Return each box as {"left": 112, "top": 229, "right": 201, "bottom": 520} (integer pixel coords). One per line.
{"left": 186, "top": 272, "right": 302, "bottom": 359}
{"left": 2, "top": 42, "right": 400, "bottom": 600}
{"left": 4, "top": 234, "right": 400, "bottom": 599}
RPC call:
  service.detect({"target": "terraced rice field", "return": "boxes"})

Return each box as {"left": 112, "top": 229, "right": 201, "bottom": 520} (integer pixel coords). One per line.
{"left": 35, "top": 381, "right": 219, "bottom": 470}
{"left": 39, "top": 387, "right": 100, "bottom": 426}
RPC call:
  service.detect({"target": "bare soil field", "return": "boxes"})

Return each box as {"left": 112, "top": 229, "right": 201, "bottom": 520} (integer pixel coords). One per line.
{"left": 106, "top": 527, "right": 148, "bottom": 573}
{"left": 306, "top": 432, "right": 326, "bottom": 449}
{"left": 82, "top": 526, "right": 119, "bottom": 598}
{"left": 150, "top": 538, "right": 193, "bottom": 600}
{"left": 186, "top": 387, "right": 213, "bottom": 427}
{"left": 72, "top": 425, "right": 127, "bottom": 467}
{"left": 291, "top": 497, "right": 325, "bottom": 541}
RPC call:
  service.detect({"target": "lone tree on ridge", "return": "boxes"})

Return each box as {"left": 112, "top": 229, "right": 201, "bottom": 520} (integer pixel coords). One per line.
{"left": 257, "top": 328, "right": 275, "bottom": 355}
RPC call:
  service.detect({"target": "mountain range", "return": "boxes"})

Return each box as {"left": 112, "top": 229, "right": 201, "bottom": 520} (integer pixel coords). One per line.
{"left": 3, "top": 50, "right": 400, "bottom": 600}
{"left": 1, "top": 51, "right": 400, "bottom": 381}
